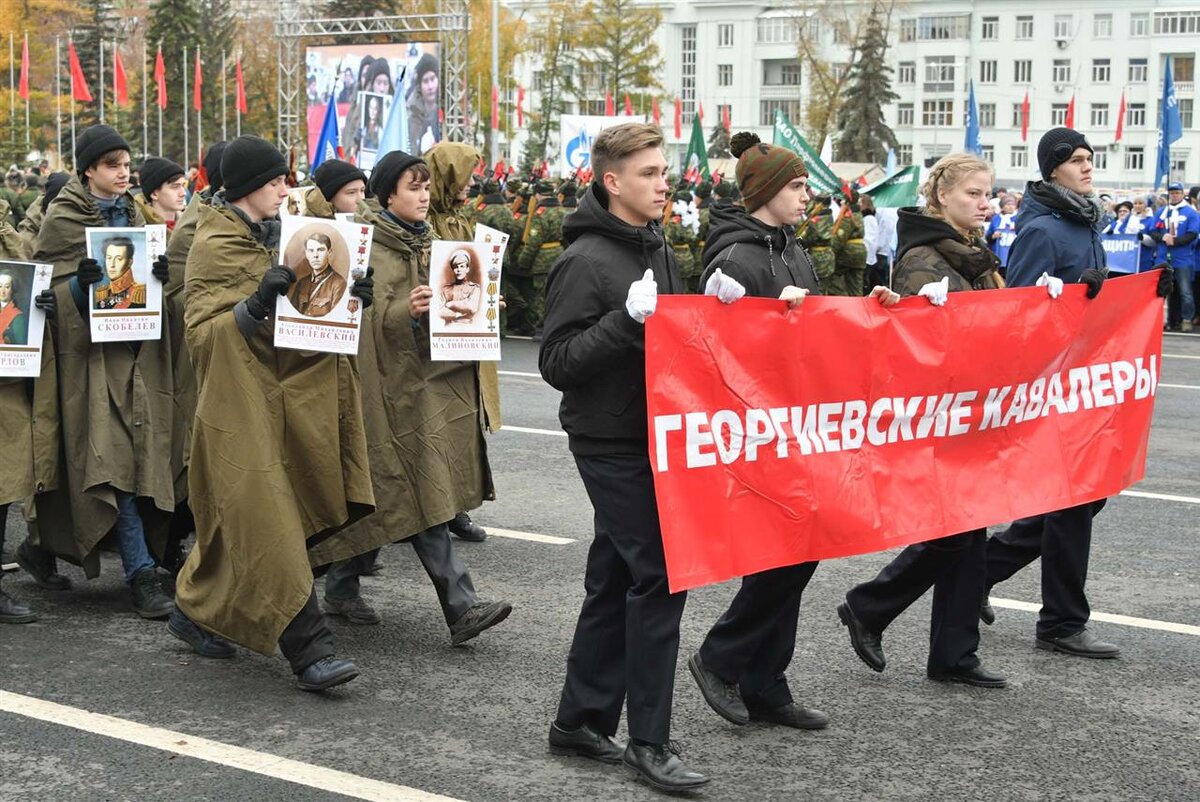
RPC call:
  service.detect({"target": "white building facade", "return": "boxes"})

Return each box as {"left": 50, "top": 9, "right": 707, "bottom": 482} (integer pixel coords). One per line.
{"left": 502, "top": 0, "right": 1200, "bottom": 191}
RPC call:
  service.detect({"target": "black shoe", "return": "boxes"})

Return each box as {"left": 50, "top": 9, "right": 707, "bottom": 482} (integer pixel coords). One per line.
{"left": 361, "top": 554, "right": 384, "bottom": 576}
{"left": 15, "top": 540, "right": 71, "bottom": 590}
{"left": 448, "top": 511, "right": 488, "bottom": 542}
{"left": 130, "top": 568, "right": 174, "bottom": 619}
{"left": 687, "top": 651, "right": 748, "bottom": 725}
{"left": 980, "top": 600, "right": 996, "bottom": 626}
{"left": 167, "top": 608, "right": 236, "bottom": 659}
{"left": 837, "top": 601, "right": 885, "bottom": 672}
{"left": 450, "top": 600, "right": 512, "bottom": 645}
{"left": 548, "top": 721, "right": 625, "bottom": 764}
{"left": 928, "top": 664, "right": 1008, "bottom": 688}
{"left": 747, "top": 702, "right": 829, "bottom": 730}
{"left": 0, "top": 584, "right": 37, "bottom": 624}
{"left": 623, "top": 742, "right": 709, "bottom": 793}
{"left": 323, "top": 595, "right": 382, "bottom": 625}
{"left": 1036, "top": 628, "right": 1120, "bottom": 659}
{"left": 297, "top": 656, "right": 359, "bottom": 692}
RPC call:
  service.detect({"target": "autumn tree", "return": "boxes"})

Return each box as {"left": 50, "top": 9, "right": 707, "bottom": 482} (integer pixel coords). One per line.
{"left": 573, "top": 0, "right": 662, "bottom": 111}
{"left": 466, "top": 0, "right": 526, "bottom": 163}
{"left": 145, "top": 0, "right": 199, "bottom": 162}
{"left": 525, "top": 0, "right": 578, "bottom": 171}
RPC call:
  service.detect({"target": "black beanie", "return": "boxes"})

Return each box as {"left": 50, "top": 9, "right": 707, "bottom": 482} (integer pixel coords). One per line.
{"left": 369, "top": 150, "right": 425, "bottom": 206}
{"left": 75, "top": 124, "right": 130, "bottom": 177}
{"left": 365, "top": 58, "right": 392, "bottom": 93}
{"left": 414, "top": 53, "right": 438, "bottom": 82}
{"left": 204, "top": 141, "right": 229, "bottom": 190}
{"left": 221, "top": 136, "right": 288, "bottom": 201}
{"left": 1038, "top": 127, "right": 1093, "bottom": 182}
{"left": 313, "top": 159, "right": 367, "bottom": 201}
{"left": 41, "top": 172, "right": 70, "bottom": 213}
{"left": 140, "top": 157, "right": 185, "bottom": 200}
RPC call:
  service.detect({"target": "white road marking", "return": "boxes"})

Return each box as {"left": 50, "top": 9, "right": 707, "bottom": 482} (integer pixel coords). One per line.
{"left": 1160, "top": 383, "right": 1200, "bottom": 390}
{"left": 499, "top": 425, "right": 567, "bottom": 438}
{"left": 989, "top": 598, "right": 1200, "bottom": 637}
{"left": 1119, "top": 489, "right": 1200, "bottom": 504}
{"left": 1164, "top": 353, "right": 1200, "bottom": 360}
{"left": 0, "top": 691, "right": 466, "bottom": 802}
{"left": 486, "top": 527, "right": 575, "bottom": 545}
{"left": 497, "top": 370, "right": 542, "bottom": 378}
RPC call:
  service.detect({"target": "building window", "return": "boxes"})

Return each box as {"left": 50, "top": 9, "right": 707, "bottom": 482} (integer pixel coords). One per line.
{"left": 1171, "top": 54, "right": 1196, "bottom": 83}
{"left": 1092, "top": 147, "right": 1108, "bottom": 170}
{"left": 900, "top": 15, "right": 969, "bottom": 41}
{"left": 980, "top": 145, "right": 994, "bottom": 163}
{"left": 1052, "top": 60, "right": 1071, "bottom": 84}
{"left": 781, "top": 62, "right": 802, "bottom": 85}
{"left": 898, "top": 61, "right": 916, "bottom": 84}
{"left": 897, "top": 145, "right": 913, "bottom": 165}
{"left": 1128, "top": 103, "right": 1146, "bottom": 127}
{"left": 1131, "top": 13, "right": 1149, "bottom": 37}
{"left": 1011, "top": 146, "right": 1028, "bottom": 169}
{"left": 980, "top": 60, "right": 997, "bottom": 84}
{"left": 1016, "top": 16, "right": 1033, "bottom": 39}
{"left": 924, "top": 56, "right": 955, "bottom": 92}
{"left": 922, "top": 144, "right": 951, "bottom": 166}
{"left": 1051, "top": 104, "right": 1068, "bottom": 126}
{"left": 1092, "top": 59, "right": 1110, "bottom": 83}
{"left": 1129, "top": 59, "right": 1148, "bottom": 83}
{"left": 831, "top": 63, "right": 849, "bottom": 82}
{"left": 1125, "top": 147, "right": 1144, "bottom": 170}
{"left": 979, "top": 103, "right": 995, "bottom": 128}
{"left": 1171, "top": 149, "right": 1189, "bottom": 175}
{"left": 717, "top": 104, "right": 732, "bottom": 128}
{"left": 922, "top": 99, "right": 953, "bottom": 126}
{"left": 1012, "top": 103, "right": 1025, "bottom": 128}
{"left": 718, "top": 64, "right": 732, "bottom": 87}
{"left": 759, "top": 99, "right": 804, "bottom": 126}
{"left": 1054, "top": 15, "right": 1073, "bottom": 39}
{"left": 717, "top": 23, "right": 733, "bottom": 47}
{"left": 1090, "top": 104, "right": 1109, "bottom": 127}
{"left": 1094, "top": 14, "right": 1112, "bottom": 38}
{"left": 1014, "top": 60, "right": 1032, "bottom": 84}
{"left": 532, "top": 71, "right": 545, "bottom": 93}
{"left": 1180, "top": 98, "right": 1194, "bottom": 128}
{"left": 897, "top": 103, "right": 914, "bottom": 126}
{"left": 832, "top": 24, "right": 848, "bottom": 45}
{"left": 899, "top": 18, "right": 916, "bottom": 42}
{"left": 681, "top": 25, "right": 696, "bottom": 119}
{"left": 756, "top": 16, "right": 798, "bottom": 44}
{"left": 1155, "top": 12, "right": 1200, "bottom": 35}
{"left": 981, "top": 16, "right": 998, "bottom": 40}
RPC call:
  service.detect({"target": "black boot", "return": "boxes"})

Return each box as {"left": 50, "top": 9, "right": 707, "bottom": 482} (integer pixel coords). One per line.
{"left": 448, "top": 511, "right": 487, "bottom": 542}
{"left": 623, "top": 742, "right": 710, "bottom": 792}
{"left": 16, "top": 539, "right": 71, "bottom": 591}
{"left": 0, "top": 576, "right": 37, "bottom": 624}
{"left": 130, "top": 568, "right": 174, "bottom": 620}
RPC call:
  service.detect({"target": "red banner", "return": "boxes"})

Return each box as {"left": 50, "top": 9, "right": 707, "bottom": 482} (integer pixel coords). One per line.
{"left": 68, "top": 42, "right": 92, "bottom": 103}
{"left": 646, "top": 273, "right": 1163, "bottom": 592}
{"left": 154, "top": 47, "right": 167, "bottom": 109}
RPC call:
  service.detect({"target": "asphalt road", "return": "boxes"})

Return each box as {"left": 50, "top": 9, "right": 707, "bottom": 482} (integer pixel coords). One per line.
{"left": 2, "top": 332, "right": 1198, "bottom": 802}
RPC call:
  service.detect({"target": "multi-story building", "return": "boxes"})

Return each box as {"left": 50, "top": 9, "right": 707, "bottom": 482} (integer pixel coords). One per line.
{"left": 502, "top": 0, "right": 1200, "bottom": 190}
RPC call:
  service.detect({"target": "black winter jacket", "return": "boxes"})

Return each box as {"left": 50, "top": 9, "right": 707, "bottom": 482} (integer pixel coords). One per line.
{"left": 538, "top": 183, "right": 683, "bottom": 456}
{"left": 699, "top": 205, "right": 822, "bottom": 298}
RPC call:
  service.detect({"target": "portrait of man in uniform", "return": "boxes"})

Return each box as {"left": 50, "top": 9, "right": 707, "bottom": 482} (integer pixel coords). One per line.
{"left": 0, "top": 270, "right": 28, "bottom": 345}
{"left": 437, "top": 248, "right": 482, "bottom": 327}
{"left": 93, "top": 235, "right": 147, "bottom": 310}
{"left": 288, "top": 232, "right": 348, "bottom": 318}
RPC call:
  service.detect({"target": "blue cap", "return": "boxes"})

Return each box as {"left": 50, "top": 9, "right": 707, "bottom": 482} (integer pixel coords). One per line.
{"left": 1168, "top": 182, "right": 1184, "bottom": 191}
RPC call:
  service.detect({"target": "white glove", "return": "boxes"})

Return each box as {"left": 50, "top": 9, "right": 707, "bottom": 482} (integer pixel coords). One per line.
{"left": 1141, "top": 234, "right": 1156, "bottom": 248}
{"left": 704, "top": 268, "right": 746, "bottom": 304}
{"left": 917, "top": 276, "right": 949, "bottom": 307}
{"left": 625, "top": 268, "right": 658, "bottom": 323}
{"left": 1036, "top": 271, "right": 1064, "bottom": 299}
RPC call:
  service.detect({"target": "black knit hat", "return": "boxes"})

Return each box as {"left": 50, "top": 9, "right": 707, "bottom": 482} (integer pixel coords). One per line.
{"left": 140, "top": 157, "right": 186, "bottom": 200}
{"left": 365, "top": 58, "right": 392, "bottom": 93}
{"left": 204, "top": 141, "right": 229, "bottom": 190}
{"left": 75, "top": 124, "right": 130, "bottom": 177}
{"left": 369, "top": 150, "right": 425, "bottom": 206}
{"left": 1037, "top": 127, "right": 1093, "bottom": 182}
{"left": 414, "top": 53, "right": 438, "bottom": 82}
{"left": 313, "top": 159, "right": 367, "bottom": 201}
{"left": 221, "top": 136, "right": 288, "bottom": 201}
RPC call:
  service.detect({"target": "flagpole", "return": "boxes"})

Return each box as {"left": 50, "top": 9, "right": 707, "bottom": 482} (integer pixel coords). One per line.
{"left": 235, "top": 54, "right": 241, "bottom": 137}
{"left": 56, "top": 36, "right": 62, "bottom": 168}
{"left": 197, "top": 53, "right": 203, "bottom": 165}
{"left": 222, "top": 50, "right": 228, "bottom": 141}
{"left": 99, "top": 39, "right": 105, "bottom": 124}
{"left": 142, "top": 40, "right": 148, "bottom": 160}
{"left": 24, "top": 32, "right": 30, "bottom": 152}
{"left": 183, "top": 45, "right": 188, "bottom": 167}
{"left": 505, "top": 75, "right": 511, "bottom": 163}
{"left": 9, "top": 33, "right": 15, "bottom": 156}
{"left": 69, "top": 34, "right": 76, "bottom": 166}
{"left": 157, "top": 43, "right": 162, "bottom": 157}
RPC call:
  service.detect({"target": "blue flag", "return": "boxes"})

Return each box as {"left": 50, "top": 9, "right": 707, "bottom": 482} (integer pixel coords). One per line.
{"left": 311, "top": 91, "right": 340, "bottom": 171}
{"left": 1155, "top": 61, "right": 1183, "bottom": 190}
{"left": 885, "top": 147, "right": 897, "bottom": 176}
{"left": 964, "top": 80, "right": 981, "bottom": 156}
{"left": 376, "top": 68, "right": 409, "bottom": 164}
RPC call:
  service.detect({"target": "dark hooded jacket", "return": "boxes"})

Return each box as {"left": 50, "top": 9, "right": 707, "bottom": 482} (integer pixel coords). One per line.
{"left": 539, "top": 182, "right": 683, "bottom": 456}
{"left": 699, "top": 204, "right": 821, "bottom": 298}
{"left": 893, "top": 207, "right": 1004, "bottom": 296}
{"left": 1005, "top": 180, "right": 1107, "bottom": 287}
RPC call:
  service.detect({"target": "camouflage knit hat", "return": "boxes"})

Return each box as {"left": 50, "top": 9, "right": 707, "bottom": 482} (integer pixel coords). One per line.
{"left": 730, "top": 131, "right": 808, "bottom": 212}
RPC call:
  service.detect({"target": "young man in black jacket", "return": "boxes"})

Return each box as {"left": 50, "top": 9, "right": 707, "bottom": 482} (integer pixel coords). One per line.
{"left": 539, "top": 123, "right": 708, "bottom": 793}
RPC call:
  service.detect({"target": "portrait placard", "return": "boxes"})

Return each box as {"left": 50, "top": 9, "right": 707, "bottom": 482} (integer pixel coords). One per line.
{"left": 0, "top": 260, "right": 53, "bottom": 377}
{"left": 86, "top": 225, "right": 167, "bottom": 342}
{"left": 274, "top": 215, "right": 373, "bottom": 355}
{"left": 356, "top": 91, "right": 389, "bottom": 171}
{"left": 429, "top": 239, "right": 503, "bottom": 362}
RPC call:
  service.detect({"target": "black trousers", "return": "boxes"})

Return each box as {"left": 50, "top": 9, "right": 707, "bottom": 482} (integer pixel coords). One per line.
{"left": 556, "top": 454, "right": 688, "bottom": 744}
{"left": 845, "top": 530, "right": 987, "bottom": 675}
{"left": 699, "top": 561, "right": 818, "bottom": 710}
{"left": 278, "top": 586, "right": 336, "bottom": 674}
{"left": 866, "top": 255, "right": 890, "bottom": 294}
{"left": 986, "top": 499, "right": 1106, "bottom": 640}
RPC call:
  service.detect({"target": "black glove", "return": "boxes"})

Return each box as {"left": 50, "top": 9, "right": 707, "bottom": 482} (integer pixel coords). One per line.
{"left": 1153, "top": 263, "right": 1174, "bottom": 298}
{"left": 76, "top": 258, "right": 102, "bottom": 287}
{"left": 245, "top": 265, "right": 296, "bottom": 319}
{"left": 151, "top": 254, "right": 169, "bottom": 283}
{"left": 1079, "top": 269, "right": 1105, "bottom": 299}
{"left": 34, "top": 289, "right": 56, "bottom": 320}
{"left": 349, "top": 266, "right": 375, "bottom": 310}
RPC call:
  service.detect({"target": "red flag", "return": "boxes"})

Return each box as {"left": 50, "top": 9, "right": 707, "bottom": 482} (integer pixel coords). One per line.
{"left": 193, "top": 50, "right": 202, "bottom": 111}
{"left": 699, "top": 101, "right": 705, "bottom": 121}
{"left": 673, "top": 97, "right": 682, "bottom": 139}
{"left": 195, "top": 156, "right": 209, "bottom": 192}
{"left": 493, "top": 160, "right": 505, "bottom": 179}
{"left": 1065, "top": 92, "right": 1076, "bottom": 129}
{"left": 235, "top": 57, "right": 248, "bottom": 114}
{"left": 154, "top": 46, "right": 167, "bottom": 109}
{"left": 516, "top": 84, "right": 525, "bottom": 128}
{"left": 604, "top": 91, "right": 615, "bottom": 117}
{"left": 17, "top": 36, "right": 29, "bottom": 101}
{"left": 652, "top": 97, "right": 661, "bottom": 125}
{"left": 1021, "top": 90, "right": 1030, "bottom": 143}
{"left": 624, "top": 93, "right": 633, "bottom": 116}
{"left": 491, "top": 84, "right": 499, "bottom": 130}
{"left": 68, "top": 42, "right": 93, "bottom": 102}
{"left": 721, "top": 104, "right": 730, "bottom": 132}
{"left": 1115, "top": 91, "right": 1127, "bottom": 142}
{"left": 113, "top": 49, "right": 129, "bottom": 107}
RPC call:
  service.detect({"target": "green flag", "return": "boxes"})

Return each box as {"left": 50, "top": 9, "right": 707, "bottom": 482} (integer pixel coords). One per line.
{"left": 684, "top": 115, "right": 711, "bottom": 182}
{"left": 862, "top": 165, "right": 921, "bottom": 208}
{"left": 771, "top": 110, "right": 842, "bottom": 197}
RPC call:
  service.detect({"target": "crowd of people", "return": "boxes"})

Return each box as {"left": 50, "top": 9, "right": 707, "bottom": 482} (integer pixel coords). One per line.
{"left": 0, "top": 119, "right": 1175, "bottom": 795}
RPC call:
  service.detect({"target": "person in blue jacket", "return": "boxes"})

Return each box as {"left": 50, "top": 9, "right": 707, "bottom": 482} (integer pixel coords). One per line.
{"left": 1133, "top": 195, "right": 1159, "bottom": 272}
{"left": 1143, "top": 182, "right": 1199, "bottom": 331}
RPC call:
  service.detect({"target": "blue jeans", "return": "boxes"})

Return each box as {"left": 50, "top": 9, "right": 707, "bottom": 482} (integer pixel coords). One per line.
{"left": 1175, "top": 267, "right": 1195, "bottom": 323}
{"left": 115, "top": 491, "right": 156, "bottom": 582}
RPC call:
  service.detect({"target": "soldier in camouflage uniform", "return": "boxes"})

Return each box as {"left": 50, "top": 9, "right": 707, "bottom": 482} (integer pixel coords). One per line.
{"left": 515, "top": 179, "right": 567, "bottom": 335}
{"left": 665, "top": 189, "right": 700, "bottom": 292}
{"left": 476, "top": 178, "right": 525, "bottom": 334}
{"left": 559, "top": 179, "right": 578, "bottom": 210}
{"left": 504, "top": 181, "right": 533, "bottom": 334}
{"left": 797, "top": 196, "right": 836, "bottom": 290}
{"left": 830, "top": 190, "right": 867, "bottom": 296}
